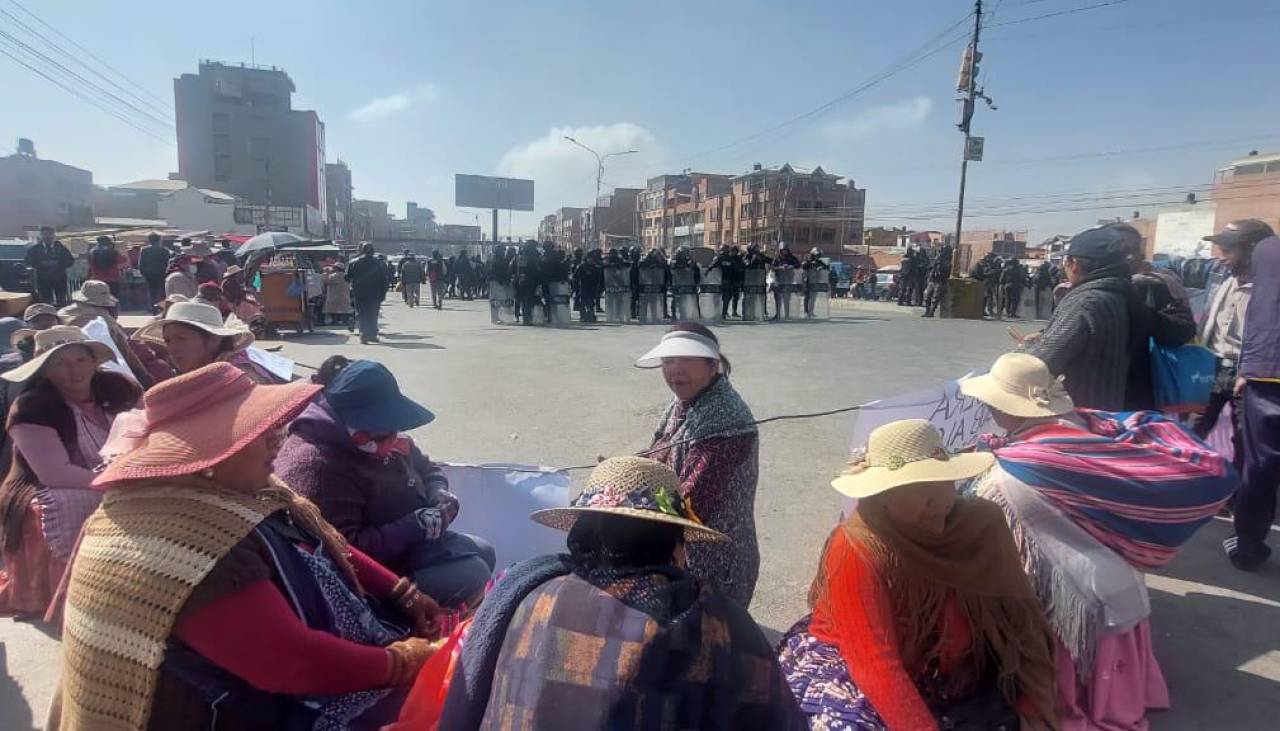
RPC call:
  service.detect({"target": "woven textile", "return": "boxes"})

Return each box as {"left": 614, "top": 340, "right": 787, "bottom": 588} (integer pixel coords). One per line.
{"left": 56, "top": 478, "right": 290, "bottom": 731}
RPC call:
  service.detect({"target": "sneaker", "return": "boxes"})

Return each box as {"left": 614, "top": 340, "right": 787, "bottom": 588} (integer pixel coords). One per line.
{"left": 1223, "top": 536, "right": 1271, "bottom": 571}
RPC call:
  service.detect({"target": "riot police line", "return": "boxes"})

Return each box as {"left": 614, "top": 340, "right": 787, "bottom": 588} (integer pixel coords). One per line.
{"left": 483, "top": 240, "right": 833, "bottom": 325}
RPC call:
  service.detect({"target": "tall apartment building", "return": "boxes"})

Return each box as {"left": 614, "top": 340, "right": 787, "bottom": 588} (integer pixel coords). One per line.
{"left": 352, "top": 199, "right": 393, "bottom": 240}
{"left": 174, "top": 61, "right": 327, "bottom": 225}
{"left": 325, "top": 161, "right": 353, "bottom": 241}
{"left": 406, "top": 202, "right": 436, "bottom": 237}
{"left": 637, "top": 164, "right": 865, "bottom": 258}
{"left": 0, "top": 139, "right": 93, "bottom": 236}
{"left": 537, "top": 214, "right": 557, "bottom": 243}
{"left": 554, "top": 207, "right": 585, "bottom": 248}
{"left": 583, "top": 187, "right": 642, "bottom": 247}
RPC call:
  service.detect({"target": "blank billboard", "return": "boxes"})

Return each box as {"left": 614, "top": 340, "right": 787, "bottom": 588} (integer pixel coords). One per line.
{"left": 455, "top": 174, "right": 535, "bottom": 211}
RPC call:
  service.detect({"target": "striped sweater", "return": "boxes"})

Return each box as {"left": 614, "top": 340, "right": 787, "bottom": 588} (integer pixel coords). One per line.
{"left": 1028, "top": 273, "right": 1131, "bottom": 410}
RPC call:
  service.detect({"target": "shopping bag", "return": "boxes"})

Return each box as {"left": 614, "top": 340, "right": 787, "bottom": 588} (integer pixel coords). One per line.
{"left": 1204, "top": 401, "right": 1235, "bottom": 464}
{"left": 385, "top": 619, "right": 468, "bottom": 730}
{"left": 1150, "top": 339, "right": 1215, "bottom": 413}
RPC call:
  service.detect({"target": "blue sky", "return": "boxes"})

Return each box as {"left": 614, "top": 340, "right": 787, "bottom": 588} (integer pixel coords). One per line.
{"left": 2, "top": 0, "right": 1277, "bottom": 241}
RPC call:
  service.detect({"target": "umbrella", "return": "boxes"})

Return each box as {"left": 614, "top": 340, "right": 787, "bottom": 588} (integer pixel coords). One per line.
{"left": 236, "top": 231, "right": 305, "bottom": 258}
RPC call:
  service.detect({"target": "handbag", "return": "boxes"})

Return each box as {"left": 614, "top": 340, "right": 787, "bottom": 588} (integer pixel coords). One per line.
{"left": 1149, "top": 338, "right": 1215, "bottom": 413}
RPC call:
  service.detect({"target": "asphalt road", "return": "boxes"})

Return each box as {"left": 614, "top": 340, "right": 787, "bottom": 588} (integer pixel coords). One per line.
{"left": 2, "top": 297, "right": 1276, "bottom": 729}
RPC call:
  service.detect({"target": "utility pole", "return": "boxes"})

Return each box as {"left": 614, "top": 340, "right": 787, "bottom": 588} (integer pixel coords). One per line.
{"left": 564, "top": 136, "right": 637, "bottom": 249}
{"left": 953, "top": 0, "right": 994, "bottom": 276}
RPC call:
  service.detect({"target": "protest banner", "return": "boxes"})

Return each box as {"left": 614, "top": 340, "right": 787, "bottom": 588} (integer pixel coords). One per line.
{"left": 440, "top": 463, "right": 570, "bottom": 571}
{"left": 850, "top": 372, "right": 994, "bottom": 455}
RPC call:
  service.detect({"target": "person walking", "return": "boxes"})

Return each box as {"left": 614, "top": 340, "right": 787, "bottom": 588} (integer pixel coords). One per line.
{"left": 1207, "top": 220, "right": 1280, "bottom": 571}
{"left": 1026, "top": 224, "right": 1132, "bottom": 410}
{"left": 322, "top": 262, "right": 355, "bottom": 330}
{"left": 24, "top": 227, "right": 74, "bottom": 307}
{"left": 138, "top": 232, "right": 171, "bottom": 306}
{"left": 399, "top": 253, "right": 425, "bottom": 308}
{"left": 639, "top": 324, "right": 760, "bottom": 607}
{"left": 346, "top": 243, "right": 389, "bottom": 344}
{"left": 86, "top": 236, "right": 124, "bottom": 300}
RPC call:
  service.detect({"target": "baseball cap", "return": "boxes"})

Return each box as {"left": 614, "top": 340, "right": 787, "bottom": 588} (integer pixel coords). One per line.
{"left": 1203, "top": 219, "right": 1275, "bottom": 248}
{"left": 1066, "top": 224, "right": 1140, "bottom": 263}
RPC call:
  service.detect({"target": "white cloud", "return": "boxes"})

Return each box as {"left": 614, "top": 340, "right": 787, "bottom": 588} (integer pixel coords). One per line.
{"left": 822, "top": 96, "right": 933, "bottom": 140}
{"left": 347, "top": 83, "right": 439, "bottom": 123}
{"left": 496, "top": 122, "right": 662, "bottom": 214}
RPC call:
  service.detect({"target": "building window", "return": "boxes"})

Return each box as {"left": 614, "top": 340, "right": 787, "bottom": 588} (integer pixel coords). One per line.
{"left": 212, "top": 112, "right": 230, "bottom": 134}
{"left": 214, "top": 154, "right": 232, "bottom": 178}
{"left": 213, "top": 133, "right": 231, "bottom": 155}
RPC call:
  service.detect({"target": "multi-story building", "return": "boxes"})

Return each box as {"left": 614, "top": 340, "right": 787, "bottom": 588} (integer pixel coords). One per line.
{"left": 437, "top": 224, "right": 481, "bottom": 242}
{"left": 0, "top": 139, "right": 93, "bottom": 237}
{"left": 325, "top": 161, "right": 353, "bottom": 241}
{"left": 1213, "top": 150, "right": 1280, "bottom": 231}
{"left": 583, "top": 187, "right": 642, "bottom": 248}
{"left": 405, "top": 202, "right": 436, "bottom": 237}
{"left": 174, "top": 61, "right": 326, "bottom": 224}
{"left": 537, "top": 214, "right": 557, "bottom": 242}
{"left": 351, "top": 199, "right": 393, "bottom": 240}
{"left": 554, "top": 207, "right": 584, "bottom": 248}
{"left": 635, "top": 164, "right": 864, "bottom": 257}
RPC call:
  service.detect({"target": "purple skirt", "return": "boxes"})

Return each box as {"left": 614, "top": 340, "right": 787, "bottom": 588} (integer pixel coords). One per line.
{"left": 778, "top": 618, "right": 888, "bottom": 730}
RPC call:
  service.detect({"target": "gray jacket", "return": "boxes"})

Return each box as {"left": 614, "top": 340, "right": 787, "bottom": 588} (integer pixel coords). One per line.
{"left": 1028, "top": 272, "right": 1130, "bottom": 410}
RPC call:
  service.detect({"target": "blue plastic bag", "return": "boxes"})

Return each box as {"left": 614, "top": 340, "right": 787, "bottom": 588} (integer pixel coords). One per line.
{"left": 1150, "top": 339, "right": 1215, "bottom": 413}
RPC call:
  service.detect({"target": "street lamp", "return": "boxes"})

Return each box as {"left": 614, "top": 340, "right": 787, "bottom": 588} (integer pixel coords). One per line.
{"left": 564, "top": 135, "right": 637, "bottom": 248}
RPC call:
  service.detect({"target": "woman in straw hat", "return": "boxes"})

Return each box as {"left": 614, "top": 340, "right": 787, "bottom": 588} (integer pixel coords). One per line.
{"left": 133, "top": 299, "right": 283, "bottom": 384}
{"left": 639, "top": 322, "right": 761, "bottom": 607}
{"left": 963, "top": 353, "right": 1236, "bottom": 730}
{"left": 50, "top": 362, "right": 452, "bottom": 731}
{"left": 780, "top": 419, "right": 1056, "bottom": 731}
{"left": 0, "top": 327, "right": 141, "bottom": 617}
{"left": 439, "top": 456, "right": 805, "bottom": 731}
{"left": 59, "top": 279, "right": 156, "bottom": 387}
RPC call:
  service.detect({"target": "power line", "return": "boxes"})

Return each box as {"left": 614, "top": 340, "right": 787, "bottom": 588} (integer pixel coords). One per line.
{"left": 0, "top": 26, "right": 173, "bottom": 133}
{"left": 0, "top": 42, "right": 173, "bottom": 145}
{"left": 987, "top": 0, "right": 1135, "bottom": 28}
{"left": 6, "top": 0, "right": 170, "bottom": 110}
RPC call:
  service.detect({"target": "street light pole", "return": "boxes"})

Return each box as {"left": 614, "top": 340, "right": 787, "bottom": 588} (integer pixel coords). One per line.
{"left": 564, "top": 136, "right": 637, "bottom": 248}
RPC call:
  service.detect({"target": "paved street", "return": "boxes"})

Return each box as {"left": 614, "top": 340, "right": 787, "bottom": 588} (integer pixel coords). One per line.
{"left": 2, "top": 299, "right": 1277, "bottom": 730}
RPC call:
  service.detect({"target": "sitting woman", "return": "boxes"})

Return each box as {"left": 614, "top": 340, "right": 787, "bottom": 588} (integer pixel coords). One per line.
{"left": 58, "top": 279, "right": 156, "bottom": 387}
{"left": 781, "top": 419, "right": 1056, "bottom": 731}
{"left": 439, "top": 456, "right": 805, "bottom": 731}
{"left": 961, "top": 353, "right": 1237, "bottom": 731}
{"left": 276, "top": 359, "right": 495, "bottom": 610}
{"left": 133, "top": 300, "right": 284, "bottom": 384}
{"left": 0, "top": 327, "right": 141, "bottom": 617}
{"left": 639, "top": 323, "right": 761, "bottom": 606}
{"left": 50, "top": 363, "right": 445, "bottom": 730}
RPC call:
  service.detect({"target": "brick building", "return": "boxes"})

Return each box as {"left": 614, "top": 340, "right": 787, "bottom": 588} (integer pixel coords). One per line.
{"left": 554, "top": 207, "right": 584, "bottom": 248}
{"left": 637, "top": 164, "right": 865, "bottom": 258}
{"left": 537, "top": 214, "right": 556, "bottom": 243}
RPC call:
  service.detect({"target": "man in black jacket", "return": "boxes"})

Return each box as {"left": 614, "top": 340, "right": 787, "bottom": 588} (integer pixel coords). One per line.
{"left": 1122, "top": 229, "right": 1196, "bottom": 411}
{"left": 515, "top": 241, "right": 544, "bottom": 325}
{"left": 138, "top": 232, "right": 171, "bottom": 306}
{"left": 346, "top": 243, "right": 389, "bottom": 344}
{"left": 1027, "top": 225, "right": 1133, "bottom": 410}
{"left": 25, "top": 226, "right": 74, "bottom": 306}
{"left": 573, "top": 249, "right": 605, "bottom": 323}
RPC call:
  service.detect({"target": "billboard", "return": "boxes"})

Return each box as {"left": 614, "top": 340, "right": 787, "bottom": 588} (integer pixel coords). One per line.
{"left": 455, "top": 174, "right": 535, "bottom": 211}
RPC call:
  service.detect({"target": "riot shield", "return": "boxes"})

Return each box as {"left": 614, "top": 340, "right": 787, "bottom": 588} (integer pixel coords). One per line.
{"left": 638, "top": 267, "right": 664, "bottom": 324}
{"left": 803, "top": 268, "right": 830, "bottom": 320}
{"left": 603, "top": 265, "right": 632, "bottom": 323}
{"left": 548, "top": 280, "right": 572, "bottom": 325}
{"left": 671, "top": 267, "right": 700, "bottom": 321}
{"left": 772, "top": 267, "right": 799, "bottom": 320}
{"left": 699, "top": 267, "right": 723, "bottom": 321}
{"left": 489, "top": 282, "right": 517, "bottom": 324}
{"left": 741, "top": 268, "right": 767, "bottom": 321}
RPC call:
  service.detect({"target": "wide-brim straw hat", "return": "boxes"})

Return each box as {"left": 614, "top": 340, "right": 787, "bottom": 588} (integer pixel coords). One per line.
{"left": 95, "top": 362, "right": 320, "bottom": 486}
{"left": 959, "top": 353, "right": 1074, "bottom": 419}
{"left": 1, "top": 325, "right": 115, "bottom": 383}
{"left": 531, "top": 456, "right": 727, "bottom": 542}
{"left": 23, "top": 303, "right": 59, "bottom": 322}
{"left": 831, "top": 418, "right": 994, "bottom": 499}
{"left": 134, "top": 301, "right": 254, "bottom": 351}
{"left": 72, "top": 280, "right": 119, "bottom": 308}
{"left": 635, "top": 330, "right": 721, "bottom": 368}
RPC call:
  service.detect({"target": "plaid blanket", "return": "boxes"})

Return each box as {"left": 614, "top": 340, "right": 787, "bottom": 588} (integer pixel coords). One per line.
{"left": 462, "top": 571, "right": 803, "bottom": 730}
{"left": 982, "top": 410, "right": 1238, "bottom": 569}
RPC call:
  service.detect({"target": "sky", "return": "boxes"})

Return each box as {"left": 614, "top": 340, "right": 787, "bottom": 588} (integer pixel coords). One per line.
{"left": 1, "top": 0, "right": 1277, "bottom": 242}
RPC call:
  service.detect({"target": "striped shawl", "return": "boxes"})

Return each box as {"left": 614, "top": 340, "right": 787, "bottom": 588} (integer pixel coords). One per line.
{"left": 55, "top": 478, "right": 292, "bottom": 731}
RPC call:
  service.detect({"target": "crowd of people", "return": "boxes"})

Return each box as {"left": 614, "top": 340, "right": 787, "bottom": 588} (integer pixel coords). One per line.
{"left": 0, "top": 215, "right": 1269, "bottom": 730}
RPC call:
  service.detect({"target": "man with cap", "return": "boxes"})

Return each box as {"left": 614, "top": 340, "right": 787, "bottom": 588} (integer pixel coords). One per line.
{"left": 1203, "top": 219, "right": 1280, "bottom": 571}
{"left": 346, "top": 242, "right": 389, "bottom": 344}
{"left": 1025, "top": 223, "right": 1133, "bottom": 410}
{"left": 138, "top": 232, "right": 171, "bottom": 305}
{"left": 24, "top": 226, "right": 74, "bottom": 306}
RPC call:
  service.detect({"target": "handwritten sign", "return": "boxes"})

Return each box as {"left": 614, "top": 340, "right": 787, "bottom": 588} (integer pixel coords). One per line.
{"left": 850, "top": 373, "right": 994, "bottom": 455}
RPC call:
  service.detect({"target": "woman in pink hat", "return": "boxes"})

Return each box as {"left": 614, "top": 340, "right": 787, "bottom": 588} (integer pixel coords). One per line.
{"left": 0, "top": 327, "right": 141, "bottom": 618}
{"left": 51, "top": 363, "right": 453, "bottom": 731}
